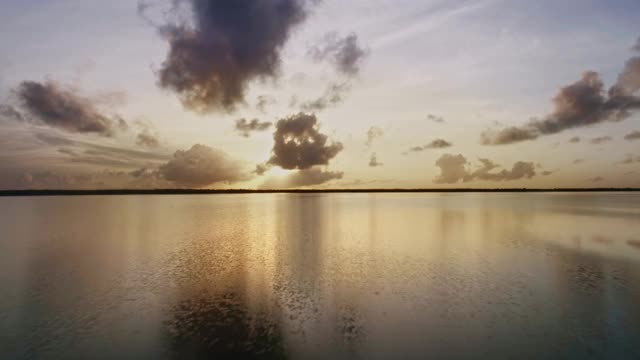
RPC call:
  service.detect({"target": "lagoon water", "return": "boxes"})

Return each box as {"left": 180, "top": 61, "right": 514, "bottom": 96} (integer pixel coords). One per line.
{"left": 1, "top": 192, "right": 639, "bottom": 359}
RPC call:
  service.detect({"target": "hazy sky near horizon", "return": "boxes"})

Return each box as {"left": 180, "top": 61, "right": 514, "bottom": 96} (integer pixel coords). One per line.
{"left": 0, "top": 0, "right": 639, "bottom": 189}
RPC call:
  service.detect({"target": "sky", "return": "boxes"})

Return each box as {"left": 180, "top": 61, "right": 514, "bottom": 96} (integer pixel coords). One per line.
{"left": 0, "top": 0, "right": 639, "bottom": 190}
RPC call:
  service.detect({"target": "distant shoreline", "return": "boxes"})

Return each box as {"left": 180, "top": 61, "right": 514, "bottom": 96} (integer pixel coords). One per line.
{"left": 0, "top": 188, "right": 639, "bottom": 197}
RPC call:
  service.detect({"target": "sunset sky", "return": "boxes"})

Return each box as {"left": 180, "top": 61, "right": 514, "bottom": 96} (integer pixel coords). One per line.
{"left": 0, "top": 0, "right": 639, "bottom": 189}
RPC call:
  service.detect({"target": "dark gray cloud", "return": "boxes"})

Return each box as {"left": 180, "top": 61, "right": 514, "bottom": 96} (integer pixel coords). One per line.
{"left": 309, "top": 32, "right": 369, "bottom": 76}
{"left": 569, "top": 136, "right": 581, "bottom": 143}
{"left": 366, "top": 126, "right": 383, "bottom": 147}
{"left": 15, "top": 81, "right": 127, "bottom": 136}
{"left": 589, "top": 136, "right": 612, "bottom": 144}
{"left": 147, "top": 0, "right": 314, "bottom": 113}
{"left": 427, "top": 114, "right": 445, "bottom": 123}
{"left": 481, "top": 46, "right": 640, "bottom": 145}
{"left": 434, "top": 154, "right": 536, "bottom": 184}
{"left": 300, "top": 82, "right": 350, "bottom": 111}
{"left": 624, "top": 130, "right": 640, "bottom": 140}
{"left": 369, "top": 153, "right": 383, "bottom": 167}
{"left": 409, "top": 139, "right": 452, "bottom": 152}
{"left": 573, "top": 159, "right": 584, "bottom": 165}
{"left": 159, "top": 144, "right": 249, "bottom": 187}
{"left": 234, "top": 118, "right": 272, "bottom": 137}
{"left": 265, "top": 112, "right": 343, "bottom": 170}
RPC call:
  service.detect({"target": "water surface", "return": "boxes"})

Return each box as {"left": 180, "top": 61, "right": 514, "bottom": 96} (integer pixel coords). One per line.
{"left": 1, "top": 193, "right": 639, "bottom": 359}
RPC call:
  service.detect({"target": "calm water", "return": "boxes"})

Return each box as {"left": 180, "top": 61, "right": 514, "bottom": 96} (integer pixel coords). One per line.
{"left": 1, "top": 193, "right": 639, "bottom": 359}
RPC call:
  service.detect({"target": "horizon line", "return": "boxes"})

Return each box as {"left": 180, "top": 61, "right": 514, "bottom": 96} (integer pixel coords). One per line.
{"left": 1, "top": 188, "right": 639, "bottom": 197}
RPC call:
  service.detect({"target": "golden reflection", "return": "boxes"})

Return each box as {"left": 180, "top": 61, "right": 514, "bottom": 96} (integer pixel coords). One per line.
{"left": 1, "top": 193, "right": 640, "bottom": 358}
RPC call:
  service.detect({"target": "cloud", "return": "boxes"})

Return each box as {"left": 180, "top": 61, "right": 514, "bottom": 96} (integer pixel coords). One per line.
{"left": 620, "top": 154, "right": 640, "bottom": 165}
{"left": 573, "top": 159, "right": 584, "bottom": 164}
{"left": 589, "top": 136, "right": 612, "bottom": 144}
{"left": 481, "top": 126, "right": 538, "bottom": 145}
{"left": 287, "top": 168, "right": 343, "bottom": 187}
{"left": 309, "top": 32, "right": 369, "bottom": 76}
{"left": 234, "top": 118, "right": 272, "bottom": 138}
{"left": 300, "top": 82, "right": 350, "bottom": 111}
{"left": 588, "top": 176, "right": 604, "bottom": 183}
{"left": 434, "top": 154, "right": 468, "bottom": 184}
{"left": 137, "top": 132, "right": 160, "bottom": 148}
{"left": 541, "top": 170, "right": 556, "bottom": 176}
{"left": 135, "top": 121, "right": 161, "bottom": 148}
{"left": 366, "top": 126, "right": 383, "bottom": 147}
{"left": 624, "top": 130, "right": 640, "bottom": 140}
{"left": 259, "top": 167, "right": 343, "bottom": 189}
{"left": 19, "top": 171, "right": 93, "bottom": 190}
{"left": 265, "top": 112, "right": 343, "bottom": 170}
{"left": 409, "top": 139, "right": 452, "bottom": 152}
{"left": 147, "top": 0, "right": 314, "bottom": 113}
{"left": 569, "top": 136, "right": 581, "bottom": 143}
{"left": 159, "top": 144, "right": 249, "bottom": 187}
{"left": 426, "top": 139, "right": 453, "bottom": 149}
{"left": 634, "top": 37, "right": 640, "bottom": 52}
{"left": 254, "top": 163, "right": 270, "bottom": 176}
{"left": 434, "top": 154, "right": 536, "bottom": 184}
{"left": 2, "top": 167, "right": 172, "bottom": 190}
{"left": 369, "top": 153, "right": 383, "bottom": 167}
{"left": 255, "top": 95, "right": 276, "bottom": 113}
{"left": 35, "top": 132, "right": 170, "bottom": 170}
{"left": 333, "top": 178, "right": 396, "bottom": 188}
{"left": 427, "top": 114, "right": 445, "bottom": 123}
{"left": 481, "top": 42, "right": 640, "bottom": 145}
{"left": 15, "top": 81, "right": 127, "bottom": 136}
{"left": 0, "top": 104, "right": 25, "bottom": 122}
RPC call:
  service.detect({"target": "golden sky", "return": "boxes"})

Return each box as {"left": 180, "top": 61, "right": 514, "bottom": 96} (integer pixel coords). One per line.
{"left": 0, "top": 0, "right": 639, "bottom": 189}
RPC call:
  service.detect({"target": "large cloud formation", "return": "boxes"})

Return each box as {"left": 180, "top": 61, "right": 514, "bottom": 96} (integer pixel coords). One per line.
{"left": 149, "top": 0, "right": 315, "bottom": 113}
{"left": 160, "top": 144, "right": 248, "bottom": 187}
{"left": 481, "top": 42, "right": 640, "bottom": 145}
{"left": 234, "top": 118, "right": 272, "bottom": 137}
{"left": 434, "top": 154, "right": 536, "bottom": 184}
{"left": 265, "top": 112, "right": 343, "bottom": 170}
{"left": 309, "top": 32, "right": 368, "bottom": 76}
{"left": 14, "top": 81, "right": 127, "bottom": 136}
